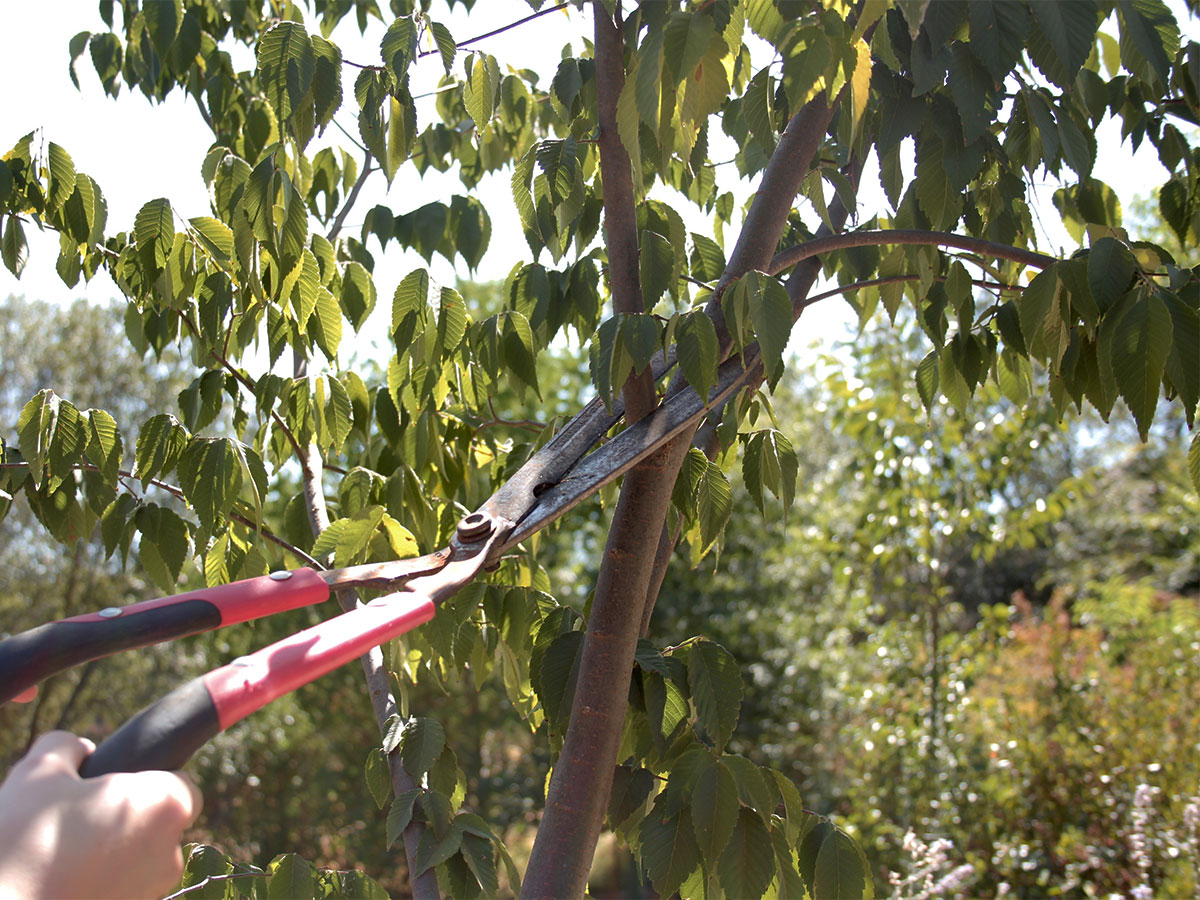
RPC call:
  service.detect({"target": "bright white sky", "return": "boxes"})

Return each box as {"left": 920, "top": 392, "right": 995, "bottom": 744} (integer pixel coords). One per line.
{"left": 0, "top": 1, "right": 1194, "bottom": 364}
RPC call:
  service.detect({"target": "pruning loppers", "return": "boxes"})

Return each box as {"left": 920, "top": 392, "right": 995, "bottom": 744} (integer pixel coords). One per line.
{"left": 0, "top": 352, "right": 762, "bottom": 777}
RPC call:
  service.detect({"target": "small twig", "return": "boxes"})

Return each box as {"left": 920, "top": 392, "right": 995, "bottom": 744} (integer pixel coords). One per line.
{"left": 416, "top": 2, "right": 571, "bottom": 57}
{"left": 331, "top": 117, "right": 369, "bottom": 155}
{"left": 328, "top": 149, "right": 374, "bottom": 242}
{"left": 174, "top": 311, "right": 308, "bottom": 462}
{"left": 795, "top": 273, "right": 1022, "bottom": 314}
{"left": 0, "top": 463, "right": 323, "bottom": 570}
{"left": 160, "top": 870, "right": 265, "bottom": 900}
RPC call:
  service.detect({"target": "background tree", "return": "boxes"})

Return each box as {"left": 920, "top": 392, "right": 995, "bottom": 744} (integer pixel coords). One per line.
{"left": 0, "top": 1, "right": 1196, "bottom": 897}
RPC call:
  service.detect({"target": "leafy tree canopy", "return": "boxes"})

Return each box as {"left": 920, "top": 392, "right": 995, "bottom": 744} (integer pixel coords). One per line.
{"left": 1, "top": 0, "right": 1196, "bottom": 897}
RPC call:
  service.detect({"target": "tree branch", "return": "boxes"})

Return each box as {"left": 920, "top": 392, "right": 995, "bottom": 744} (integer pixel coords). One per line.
{"left": 769, "top": 229, "right": 1057, "bottom": 276}
{"left": 419, "top": 3, "right": 572, "bottom": 57}
{"left": 327, "top": 151, "right": 374, "bottom": 242}
{"left": 0, "top": 462, "right": 323, "bottom": 569}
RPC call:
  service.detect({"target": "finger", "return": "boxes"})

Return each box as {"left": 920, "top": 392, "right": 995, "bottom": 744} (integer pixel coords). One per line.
{"left": 132, "top": 770, "right": 204, "bottom": 828}
{"left": 14, "top": 731, "right": 96, "bottom": 776}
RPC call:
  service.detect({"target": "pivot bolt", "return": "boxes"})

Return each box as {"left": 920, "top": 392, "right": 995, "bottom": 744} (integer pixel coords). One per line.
{"left": 97, "top": 607, "right": 122, "bottom": 619}
{"left": 456, "top": 512, "right": 492, "bottom": 541}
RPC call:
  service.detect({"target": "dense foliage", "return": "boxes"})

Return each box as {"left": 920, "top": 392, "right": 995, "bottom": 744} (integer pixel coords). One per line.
{"left": 1, "top": 0, "right": 1197, "bottom": 897}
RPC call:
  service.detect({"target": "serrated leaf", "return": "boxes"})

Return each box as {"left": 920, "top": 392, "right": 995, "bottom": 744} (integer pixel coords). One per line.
{"left": 310, "top": 35, "right": 342, "bottom": 129}
{"left": 365, "top": 748, "right": 391, "bottom": 810}
{"left": 718, "top": 808, "right": 775, "bottom": 899}
{"left": 463, "top": 53, "right": 500, "bottom": 132}
{"left": 134, "top": 414, "right": 188, "bottom": 486}
{"left": 537, "top": 630, "right": 584, "bottom": 729}
{"left": 135, "top": 504, "right": 191, "bottom": 591}
{"left": 501, "top": 311, "right": 540, "bottom": 399}
{"left": 381, "top": 15, "right": 418, "bottom": 83}
{"left": 692, "top": 758, "right": 740, "bottom": 860}
{"left": 386, "top": 789, "right": 422, "bottom": 848}
{"left": 688, "top": 640, "right": 742, "bottom": 750}
{"left": 1087, "top": 237, "right": 1136, "bottom": 314}
{"left": 813, "top": 827, "right": 874, "bottom": 900}
{"left": 414, "top": 823, "right": 463, "bottom": 877}
{"left": 267, "top": 853, "right": 316, "bottom": 900}
{"left": 323, "top": 375, "right": 353, "bottom": 453}
{"left": 135, "top": 198, "right": 174, "bottom": 272}
{"left": 85, "top": 408, "right": 122, "bottom": 486}
{"left": 460, "top": 833, "right": 499, "bottom": 897}
{"left": 340, "top": 261, "right": 375, "bottom": 331}
{"left": 695, "top": 460, "right": 732, "bottom": 553}
{"left": 1030, "top": 0, "right": 1097, "bottom": 85}
{"left": 849, "top": 38, "right": 872, "bottom": 144}
{"left": 430, "top": 22, "right": 456, "bottom": 75}
{"left": 189, "top": 216, "right": 234, "bottom": 266}
{"left": 1117, "top": 0, "right": 1178, "bottom": 86}
{"left": 1107, "top": 287, "right": 1172, "bottom": 439}
{"left": 400, "top": 717, "right": 445, "bottom": 780}
{"left": 257, "top": 21, "right": 316, "bottom": 124}
{"left": 46, "top": 143, "right": 76, "bottom": 212}
{"left": 309, "top": 285, "right": 342, "bottom": 361}
{"left": 312, "top": 504, "right": 385, "bottom": 567}
{"left": 2, "top": 215, "right": 28, "bottom": 278}
{"left": 676, "top": 311, "right": 719, "bottom": 402}
{"left": 178, "top": 437, "right": 242, "bottom": 530}
{"left": 639, "top": 803, "right": 701, "bottom": 898}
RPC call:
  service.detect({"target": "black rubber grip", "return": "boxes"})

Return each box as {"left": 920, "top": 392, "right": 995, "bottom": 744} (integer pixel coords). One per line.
{"left": 0, "top": 600, "right": 221, "bottom": 704}
{"left": 79, "top": 677, "right": 221, "bottom": 777}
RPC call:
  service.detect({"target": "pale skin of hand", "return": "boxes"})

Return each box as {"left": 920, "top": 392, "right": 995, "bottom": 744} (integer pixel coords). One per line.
{"left": 0, "top": 731, "right": 203, "bottom": 900}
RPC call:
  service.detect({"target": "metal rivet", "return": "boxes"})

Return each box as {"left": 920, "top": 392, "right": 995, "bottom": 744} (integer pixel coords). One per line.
{"left": 269, "top": 570, "right": 293, "bottom": 581}
{"left": 97, "top": 607, "right": 122, "bottom": 619}
{"left": 230, "top": 657, "right": 253, "bottom": 667}
{"left": 456, "top": 512, "right": 492, "bottom": 541}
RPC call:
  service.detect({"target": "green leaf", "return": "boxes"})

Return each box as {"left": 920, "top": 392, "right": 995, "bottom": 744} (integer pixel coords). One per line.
{"left": 722, "top": 754, "right": 776, "bottom": 821}
{"left": 1117, "top": 0, "right": 1178, "bottom": 86}
{"left": 430, "top": 22, "right": 456, "bottom": 75}
{"left": 134, "top": 414, "right": 188, "bottom": 487}
{"left": 687, "top": 640, "right": 742, "bottom": 750}
{"left": 414, "top": 823, "right": 463, "bottom": 876}
{"left": 639, "top": 802, "right": 701, "bottom": 898}
{"left": 365, "top": 748, "right": 391, "bottom": 810}
{"left": 463, "top": 53, "right": 500, "bottom": 132}
{"left": 1029, "top": 0, "right": 1097, "bottom": 86}
{"left": 89, "top": 32, "right": 122, "bottom": 95}
{"left": 1161, "top": 290, "right": 1199, "bottom": 423}
{"left": 537, "top": 630, "right": 584, "bottom": 730}
{"left": 267, "top": 853, "right": 316, "bottom": 900}
{"left": 381, "top": 15, "right": 418, "bottom": 83}
{"left": 400, "top": 717, "right": 445, "bottom": 780}
{"left": 501, "top": 311, "right": 540, "bottom": 399}
{"left": 916, "top": 349, "right": 940, "bottom": 414}
{"left": 135, "top": 198, "right": 174, "bottom": 272}
{"left": 85, "top": 408, "right": 122, "bottom": 486}
{"left": 178, "top": 437, "right": 242, "bottom": 530}
{"left": 692, "top": 758, "right": 740, "bottom": 860}
{"left": 310, "top": 35, "right": 343, "bottom": 128}
{"left": 340, "top": 261, "right": 376, "bottom": 330}
{"left": 717, "top": 808, "right": 775, "bottom": 899}
{"left": 135, "top": 504, "right": 192, "bottom": 591}
{"left": 309, "top": 286, "right": 342, "bottom": 361}
{"left": 968, "top": 0, "right": 1030, "bottom": 82}
{"left": 948, "top": 44, "right": 992, "bottom": 145}
{"left": 914, "top": 138, "right": 960, "bottom": 229}
{"left": 743, "top": 430, "right": 798, "bottom": 515}
{"left": 1105, "top": 287, "right": 1173, "bottom": 439}
{"left": 189, "top": 216, "right": 234, "bottom": 266}
{"left": 256, "top": 21, "right": 316, "bottom": 124}
{"left": 1017, "top": 265, "right": 1062, "bottom": 361}
{"left": 1, "top": 215, "right": 28, "bottom": 277}
{"left": 17, "top": 390, "right": 60, "bottom": 487}
{"left": 695, "top": 459, "right": 732, "bottom": 553}
{"left": 745, "top": 272, "right": 793, "bottom": 389}
{"left": 386, "top": 789, "right": 422, "bottom": 848}
{"left": 1087, "top": 237, "right": 1136, "bottom": 314}
{"left": 676, "top": 311, "right": 719, "bottom": 403}
{"left": 46, "top": 143, "right": 76, "bottom": 212}
{"left": 1189, "top": 430, "right": 1200, "bottom": 494}
{"left": 143, "top": 0, "right": 183, "bottom": 58}
{"left": 813, "top": 827, "right": 875, "bottom": 899}
{"left": 460, "top": 833, "right": 499, "bottom": 897}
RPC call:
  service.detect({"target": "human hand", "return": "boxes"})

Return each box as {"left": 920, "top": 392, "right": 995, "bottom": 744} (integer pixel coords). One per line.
{"left": 0, "top": 731, "right": 203, "bottom": 900}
